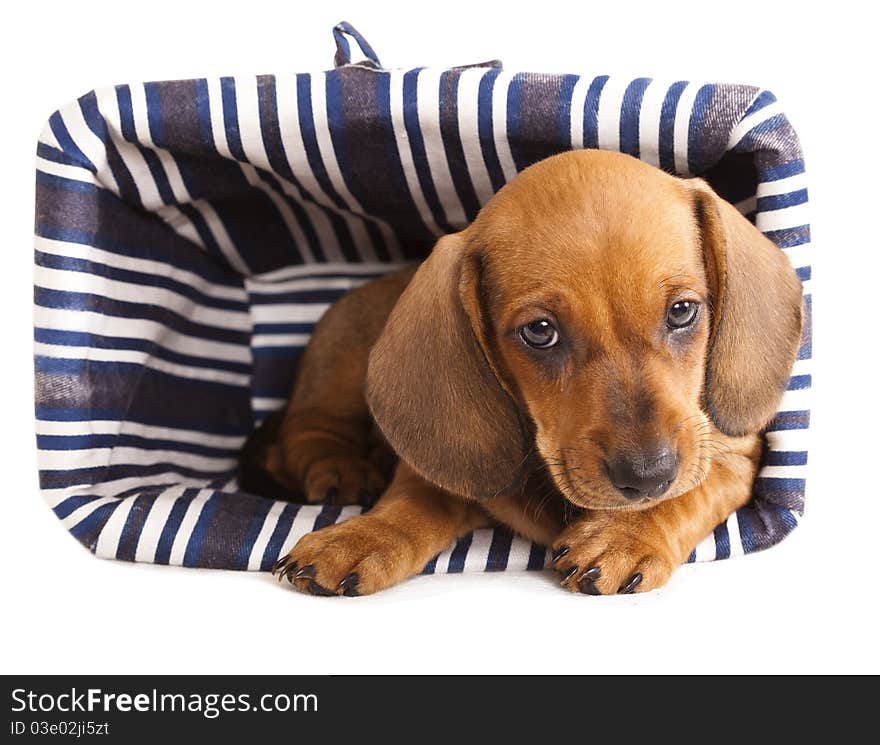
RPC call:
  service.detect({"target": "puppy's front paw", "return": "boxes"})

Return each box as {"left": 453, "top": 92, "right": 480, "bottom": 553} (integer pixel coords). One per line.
{"left": 551, "top": 514, "right": 676, "bottom": 595}
{"left": 271, "top": 517, "right": 413, "bottom": 597}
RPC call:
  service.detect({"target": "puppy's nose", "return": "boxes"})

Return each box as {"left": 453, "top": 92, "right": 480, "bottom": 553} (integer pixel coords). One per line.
{"left": 607, "top": 447, "right": 678, "bottom": 500}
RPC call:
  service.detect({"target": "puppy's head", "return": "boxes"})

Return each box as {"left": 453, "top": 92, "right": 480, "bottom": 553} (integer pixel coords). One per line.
{"left": 367, "top": 151, "right": 803, "bottom": 510}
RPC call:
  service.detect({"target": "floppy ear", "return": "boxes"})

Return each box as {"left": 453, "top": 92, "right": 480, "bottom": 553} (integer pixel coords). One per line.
{"left": 690, "top": 180, "right": 803, "bottom": 436}
{"left": 366, "top": 233, "right": 528, "bottom": 500}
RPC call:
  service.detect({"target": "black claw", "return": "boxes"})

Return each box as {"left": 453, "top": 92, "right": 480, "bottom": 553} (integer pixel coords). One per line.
{"left": 325, "top": 487, "right": 339, "bottom": 504}
{"left": 619, "top": 572, "right": 643, "bottom": 595}
{"left": 281, "top": 562, "right": 299, "bottom": 582}
{"left": 580, "top": 579, "right": 602, "bottom": 595}
{"left": 295, "top": 564, "right": 316, "bottom": 580}
{"left": 307, "top": 579, "right": 336, "bottom": 597}
{"left": 271, "top": 556, "right": 289, "bottom": 575}
{"left": 579, "top": 566, "right": 601, "bottom": 582}
{"left": 337, "top": 572, "right": 360, "bottom": 597}
{"left": 551, "top": 545, "right": 570, "bottom": 564}
{"left": 560, "top": 566, "right": 578, "bottom": 584}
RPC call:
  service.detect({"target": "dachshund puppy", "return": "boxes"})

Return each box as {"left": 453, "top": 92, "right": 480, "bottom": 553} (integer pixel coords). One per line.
{"left": 251, "top": 150, "right": 803, "bottom": 596}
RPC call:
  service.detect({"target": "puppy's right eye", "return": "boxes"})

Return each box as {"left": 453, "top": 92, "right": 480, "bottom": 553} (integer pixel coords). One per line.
{"left": 520, "top": 320, "right": 559, "bottom": 349}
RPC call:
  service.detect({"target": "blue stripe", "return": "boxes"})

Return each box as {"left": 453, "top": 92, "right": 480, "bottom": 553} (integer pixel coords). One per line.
{"left": 582, "top": 75, "right": 609, "bottom": 149}
{"left": 143, "top": 82, "right": 167, "bottom": 147}
{"left": 761, "top": 159, "right": 805, "bottom": 182}
{"left": 37, "top": 142, "right": 83, "bottom": 167}
{"left": 686, "top": 548, "right": 696, "bottom": 563}
{"left": 526, "top": 541, "right": 546, "bottom": 570}
{"left": 764, "top": 451, "right": 808, "bottom": 466}
{"left": 767, "top": 410, "right": 810, "bottom": 431}
{"left": 447, "top": 533, "right": 473, "bottom": 573}
{"left": 34, "top": 406, "right": 247, "bottom": 437}
{"left": 788, "top": 374, "right": 811, "bottom": 390}
{"left": 69, "top": 502, "right": 121, "bottom": 549}
{"left": 742, "top": 90, "right": 776, "bottom": 118}
{"left": 477, "top": 68, "right": 506, "bottom": 193}
{"left": 116, "top": 493, "right": 158, "bottom": 561}
{"left": 259, "top": 502, "right": 301, "bottom": 571}
{"left": 796, "top": 266, "right": 811, "bottom": 282}
{"left": 757, "top": 188, "right": 808, "bottom": 212}
{"left": 403, "top": 69, "right": 455, "bottom": 233}
{"left": 764, "top": 225, "right": 810, "bottom": 249}
{"left": 485, "top": 528, "right": 513, "bottom": 571}
{"left": 182, "top": 492, "right": 223, "bottom": 567}
{"left": 219, "top": 77, "right": 247, "bottom": 161}
{"left": 557, "top": 74, "right": 579, "bottom": 150}
{"left": 35, "top": 328, "right": 250, "bottom": 376}
{"left": 619, "top": 78, "right": 651, "bottom": 157}
{"left": 53, "top": 494, "right": 104, "bottom": 520}
{"left": 658, "top": 81, "right": 687, "bottom": 172}
{"left": 37, "top": 433, "right": 238, "bottom": 458}
{"left": 687, "top": 84, "right": 715, "bottom": 173}
{"left": 313, "top": 504, "right": 343, "bottom": 531}
{"left": 49, "top": 110, "right": 95, "bottom": 171}
{"left": 421, "top": 553, "right": 439, "bottom": 575}
{"left": 713, "top": 522, "right": 730, "bottom": 560}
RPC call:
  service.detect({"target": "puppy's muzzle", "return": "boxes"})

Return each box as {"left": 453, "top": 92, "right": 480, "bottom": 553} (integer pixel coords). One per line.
{"left": 606, "top": 446, "right": 678, "bottom": 500}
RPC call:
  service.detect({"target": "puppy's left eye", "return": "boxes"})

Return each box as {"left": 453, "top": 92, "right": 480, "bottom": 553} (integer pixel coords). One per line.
{"left": 666, "top": 301, "right": 699, "bottom": 329}
{"left": 520, "top": 319, "right": 559, "bottom": 349}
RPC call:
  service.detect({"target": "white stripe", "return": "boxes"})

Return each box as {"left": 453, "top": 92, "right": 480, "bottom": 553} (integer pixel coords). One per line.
{"left": 491, "top": 73, "right": 518, "bottom": 183}
{"left": 57, "top": 98, "right": 120, "bottom": 195}
{"left": 34, "top": 305, "right": 250, "bottom": 364}
{"left": 388, "top": 70, "right": 443, "bottom": 237}
{"left": 167, "top": 489, "right": 214, "bottom": 566}
{"left": 504, "top": 536, "right": 538, "bottom": 571}
{"left": 35, "top": 419, "right": 244, "bottom": 449}
{"left": 39, "top": 119, "right": 63, "bottom": 151}
{"left": 252, "top": 260, "right": 409, "bottom": 283}
{"left": 41, "top": 474, "right": 224, "bottom": 509}
{"left": 776, "top": 387, "right": 811, "bottom": 412}
{"left": 434, "top": 542, "right": 457, "bottom": 573}
{"left": 246, "top": 274, "right": 371, "bottom": 294}
{"left": 38, "top": 445, "right": 236, "bottom": 473}
{"left": 462, "top": 529, "right": 494, "bottom": 572}
{"left": 790, "top": 358, "right": 811, "bottom": 377}
{"left": 758, "top": 464, "right": 807, "bottom": 480}
{"left": 637, "top": 78, "right": 670, "bottom": 168}
{"left": 94, "top": 86, "right": 164, "bottom": 208}
{"left": 249, "top": 303, "right": 331, "bottom": 325}
{"left": 61, "top": 496, "right": 120, "bottom": 530}
{"left": 34, "top": 342, "right": 250, "bottom": 388}
{"left": 35, "top": 265, "right": 249, "bottom": 331}
{"left": 765, "top": 428, "right": 809, "bottom": 452}
{"left": 134, "top": 485, "right": 187, "bottom": 562}
{"left": 94, "top": 496, "right": 137, "bottom": 558}
{"left": 36, "top": 157, "right": 98, "bottom": 185}
{"left": 726, "top": 511, "right": 745, "bottom": 557}
{"left": 251, "top": 334, "right": 311, "bottom": 348}
{"left": 310, "top": 73, "right": 379, "bottom": 262}
{"left": 727, "top": 99, "right": 783, "bottom": 149}
{"left": 417, "top": 68, "right": 468, "bottom": 229}
{"left": 230, "top": 76, "right": 320, "bottom": 264}
{"left": 456, "top": 68, "right": 495, "bottom": 206}
{"left": 130, "top": 84, "right": 250, "bottom": 275}
{"left": 693, "top": 530, "right": 717, "bottom": 562}
{"left": 673, "top": 82, "right": 702, "bottom": 176}
{"left": 782, "top": 242, "right": 811, "bottom": 269}
{"left": 252, "top": 397, "right": 286, "bottom": 412}
{"left": 756, "top": 202, "right": 810, "bottom": 232}
{"left": 35, "top": 235, "right": 247, "bottom": 302}
{"left": 274, "top": 74, "right": 364, "bottom": 262}
{"left": 246, "top": 500, "right": 287, "bottom": 570}
{"left": 757, "top": 172, "right": 808, "bottom": 197}
{"left": 569, "top": 76, "right": 590, "bottom": 150}
{"left": 596, "top": 77, "right": 629, "bottom": 152}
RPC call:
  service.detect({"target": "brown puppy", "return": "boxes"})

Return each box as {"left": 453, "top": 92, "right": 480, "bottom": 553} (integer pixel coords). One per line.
{"left": 256, "top": 150, "right": 803, "bottom": 596}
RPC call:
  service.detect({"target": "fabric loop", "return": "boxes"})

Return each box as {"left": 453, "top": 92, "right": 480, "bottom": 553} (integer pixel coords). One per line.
{"left": 333, "top": 21, "right": 382, "bottom": 68}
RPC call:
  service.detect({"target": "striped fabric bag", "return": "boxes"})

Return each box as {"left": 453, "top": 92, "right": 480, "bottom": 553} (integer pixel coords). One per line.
{"left": 33, "top": 23, "right": 810, "bottom": 575}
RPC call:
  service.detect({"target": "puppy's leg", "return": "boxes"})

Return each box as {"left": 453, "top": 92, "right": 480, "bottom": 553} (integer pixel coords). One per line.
{"left": 265, "top": 269, "right": 415, "bottom": 504}
{"left": 552, "top": 433, "right": 762, "bottom": 594}
{"left": 273, "top": 462, "right": 488, "bottom": 596}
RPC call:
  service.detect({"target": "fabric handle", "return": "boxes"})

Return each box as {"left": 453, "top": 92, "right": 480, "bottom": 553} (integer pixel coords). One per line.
{"left": 333, "top": 21, "right": 382, "bottom": 68}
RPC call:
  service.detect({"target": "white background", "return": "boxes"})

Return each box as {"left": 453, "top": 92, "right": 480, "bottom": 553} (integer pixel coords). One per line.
{"left": 3, "top": 0, "right": 878, "bottom": 674}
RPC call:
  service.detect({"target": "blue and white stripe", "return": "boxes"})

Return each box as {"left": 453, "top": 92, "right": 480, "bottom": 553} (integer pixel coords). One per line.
{"left": 34, "top": 36, "right": 810, "bottom": 573}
